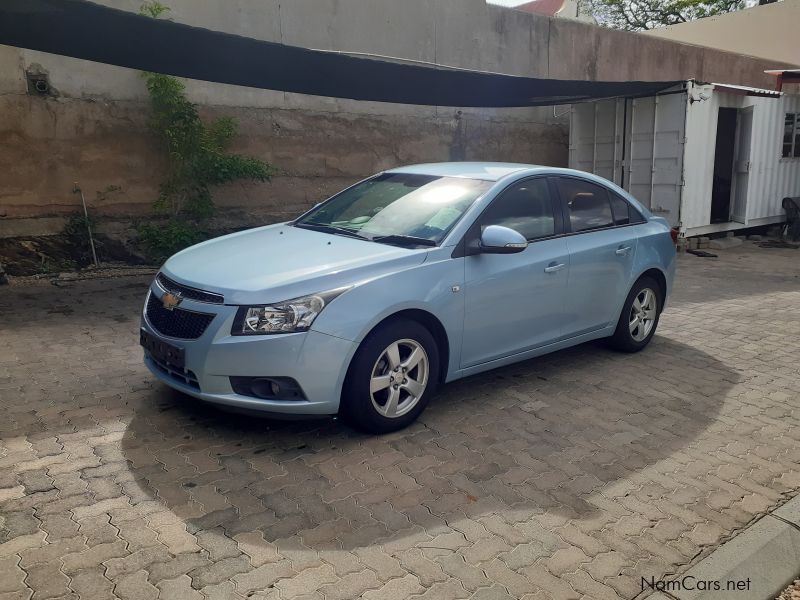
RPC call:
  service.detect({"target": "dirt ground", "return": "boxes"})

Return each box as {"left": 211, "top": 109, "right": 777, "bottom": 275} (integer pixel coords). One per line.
{"left": 0, "top": 233, "right": 145, "bottom": 276}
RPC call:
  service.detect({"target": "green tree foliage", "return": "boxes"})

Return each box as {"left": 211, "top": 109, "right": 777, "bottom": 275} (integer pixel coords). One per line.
{"left": 137, "top": 1, "right": 274, "bottom": 262}
{"left": 587, "top": 0, "right": 745, "bottom": 30}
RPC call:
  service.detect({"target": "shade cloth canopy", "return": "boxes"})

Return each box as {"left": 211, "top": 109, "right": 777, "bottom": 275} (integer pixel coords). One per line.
{"left": 0, "top": 0, "right": 681, "bottom": 107}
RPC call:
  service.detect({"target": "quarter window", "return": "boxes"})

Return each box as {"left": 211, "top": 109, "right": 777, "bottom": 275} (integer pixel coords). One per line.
{"left": 783, "top": 113, "right": 800, "bottom": 158}
{"left": 479, "top": 179, "right": 555, "bottom": 241}
{"left": 557, "top": 178, "right": 614, "bottom": 232}
{"left": 609, "top": 194, "right": 631, "bottom": 225}
{"left": 609, "top": 192, "right": 645, "bottom": 225}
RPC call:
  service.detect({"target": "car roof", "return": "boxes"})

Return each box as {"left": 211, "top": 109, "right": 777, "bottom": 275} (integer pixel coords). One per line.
{"left": 386, "top": 162, "right": 542, "bottom": 182}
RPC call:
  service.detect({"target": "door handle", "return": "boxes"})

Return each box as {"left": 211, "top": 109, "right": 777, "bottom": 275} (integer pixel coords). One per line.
{"left": 615, "top": 246, "right": 632, "bottom": 256}
{"left": 544, "top": 263, "right": 566, "bottom": 274}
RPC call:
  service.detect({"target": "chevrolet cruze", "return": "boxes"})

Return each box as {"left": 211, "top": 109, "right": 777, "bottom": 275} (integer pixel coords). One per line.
{"left": 141, "top": 163, "right": 676, "bottom": 433}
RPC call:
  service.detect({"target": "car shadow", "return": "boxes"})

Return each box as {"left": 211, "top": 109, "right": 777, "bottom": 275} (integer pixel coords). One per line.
{"left": 120, "top": 335, "right": 734, "bottom": 552}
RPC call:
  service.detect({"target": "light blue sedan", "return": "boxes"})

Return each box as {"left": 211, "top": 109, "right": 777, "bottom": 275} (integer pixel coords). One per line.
{"left": 141, "top": 163, "right": 676, "bottom": 432}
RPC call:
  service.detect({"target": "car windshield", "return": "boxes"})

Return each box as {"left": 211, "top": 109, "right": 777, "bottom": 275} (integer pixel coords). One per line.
{"left": 294, "top": 173, "right": 492, "bottom": 246}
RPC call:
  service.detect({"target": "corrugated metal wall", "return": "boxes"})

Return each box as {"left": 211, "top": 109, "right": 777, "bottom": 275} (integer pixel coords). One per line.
{"left": 746, "top": 92, "right": 800, "bottom": 222}
{"left": 649, "top": 83, "right": 800, "bottom": 232}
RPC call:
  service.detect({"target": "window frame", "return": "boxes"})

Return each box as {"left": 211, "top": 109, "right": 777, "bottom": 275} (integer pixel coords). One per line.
{"left": 783, "top": 112, "right": 800, "bottom": 160}
{"left": 551, "top": 175, "right": 647, "bottom": 236}
{"left": 452, "top": 175, "right": 650, "bottom": 258}
{"left": 609, "top": 190, "right": 646, "bottom": 226}
{"left": 456, "top": 175, "right": 564, "bottom": 257}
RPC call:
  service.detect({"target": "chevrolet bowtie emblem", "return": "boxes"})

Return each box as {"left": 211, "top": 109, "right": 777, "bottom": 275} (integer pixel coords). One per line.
{"left": 161, "top": 292, "right": 183, "bottom": 311}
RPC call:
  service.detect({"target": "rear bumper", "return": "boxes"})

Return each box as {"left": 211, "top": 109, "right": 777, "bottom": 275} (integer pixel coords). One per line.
{"left": 141, "top": 288, "right": 358, "bottom": 416}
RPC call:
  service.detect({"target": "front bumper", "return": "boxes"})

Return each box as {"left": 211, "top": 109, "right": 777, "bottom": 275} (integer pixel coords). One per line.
{"left": 141, "top": 287, "right": 357, "bottom": 415}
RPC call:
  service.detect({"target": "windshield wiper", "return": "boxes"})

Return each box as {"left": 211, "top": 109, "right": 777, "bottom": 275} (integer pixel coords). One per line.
{"left": 294, "top": 222, "right": 365, "bottom": 239}
{"left": 370, "top": 234, "right": 437, "bottom": 247}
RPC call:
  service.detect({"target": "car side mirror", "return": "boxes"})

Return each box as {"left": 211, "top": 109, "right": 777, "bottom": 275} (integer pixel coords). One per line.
{"left": 479, "top": 225, "right": 528, "bottom": 254}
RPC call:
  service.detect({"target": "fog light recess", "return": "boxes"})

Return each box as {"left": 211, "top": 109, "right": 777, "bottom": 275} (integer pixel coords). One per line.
{"left": 230, "top": 376, "right": 306, "bottom": 401}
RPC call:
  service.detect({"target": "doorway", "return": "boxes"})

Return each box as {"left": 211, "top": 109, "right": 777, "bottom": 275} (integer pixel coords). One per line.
{"left": 710, "top": 107, "right": 738, "bottom": 223}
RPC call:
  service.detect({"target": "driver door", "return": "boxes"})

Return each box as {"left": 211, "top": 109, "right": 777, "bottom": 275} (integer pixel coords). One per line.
{"left": 461, "top": 178, "right": 569, "bottom": 368}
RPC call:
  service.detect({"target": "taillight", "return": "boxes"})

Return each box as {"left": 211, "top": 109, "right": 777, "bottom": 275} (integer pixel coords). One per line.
{"left": 670, "top": 228, "right": 679, "bottom": 246}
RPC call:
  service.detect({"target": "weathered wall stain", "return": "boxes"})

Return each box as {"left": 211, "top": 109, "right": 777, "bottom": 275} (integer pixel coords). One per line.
{"left": 0, "top": 96, "right": 566, "bottom": 235}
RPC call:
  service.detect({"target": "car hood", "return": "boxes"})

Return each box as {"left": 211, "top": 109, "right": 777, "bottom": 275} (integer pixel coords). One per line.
{"left": 161, "top": 224, "right": 428, "bottom": 305}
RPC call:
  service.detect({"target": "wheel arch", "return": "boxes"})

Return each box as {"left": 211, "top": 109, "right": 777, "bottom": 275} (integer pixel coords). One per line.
{"left": 346, "top": 309, "right": 451, "bottom": 387}
{"left": 612, "top": 267, "right": 668, "bottom": 328}
{"left": 635, "top": 267, "right": 668, "bottom": 301}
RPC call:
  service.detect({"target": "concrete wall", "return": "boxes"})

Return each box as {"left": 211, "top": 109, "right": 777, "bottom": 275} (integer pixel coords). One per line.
{"left": 645, "top": 1, "right": 800, "bottom": 69}
{"left": 0, "top": 0, "right": 791, "bottom": 236}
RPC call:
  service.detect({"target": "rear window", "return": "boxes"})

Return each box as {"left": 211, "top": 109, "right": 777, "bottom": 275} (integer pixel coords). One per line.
{"left": 557, "top": 178, "right": 614, "bottom": 232}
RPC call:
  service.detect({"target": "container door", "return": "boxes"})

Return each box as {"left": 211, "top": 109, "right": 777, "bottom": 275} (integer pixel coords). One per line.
{"left": 624, "top": 94, "right": 685, "bottom": 227}
{"left": 569, "top": 100, "right": 623, "bottom": 185}
{"left": 730, "top": 107, "right": 753, "bottom": 224}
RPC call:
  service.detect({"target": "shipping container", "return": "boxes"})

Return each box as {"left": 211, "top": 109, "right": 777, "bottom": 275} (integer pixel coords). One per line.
{"left": 569, "top": 81, "right": 800, "bottom": 236}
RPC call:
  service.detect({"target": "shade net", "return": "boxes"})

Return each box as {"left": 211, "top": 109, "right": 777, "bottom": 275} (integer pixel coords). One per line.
{"left": 0, "top": 0, "right": 681, "bottom": 107}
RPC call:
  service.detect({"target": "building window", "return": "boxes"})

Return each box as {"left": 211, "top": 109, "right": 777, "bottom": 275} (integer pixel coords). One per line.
{"left": 784, "top": 113, "right": 800, "bottom": 158}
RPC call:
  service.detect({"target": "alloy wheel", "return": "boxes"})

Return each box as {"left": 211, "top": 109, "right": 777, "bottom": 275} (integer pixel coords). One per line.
{"left": 629, "top": 287, "right": 657, "bottom": 342}
{"left": 369, "top": 339, "right": 429, "bottom": 418}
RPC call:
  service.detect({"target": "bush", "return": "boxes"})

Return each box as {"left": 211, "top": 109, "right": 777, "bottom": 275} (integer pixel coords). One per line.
{"left": 137, "top": 1, "right": 274, "bottom": 262}
{"left": 137, "top": 221, "right": 209, "bottom": 264}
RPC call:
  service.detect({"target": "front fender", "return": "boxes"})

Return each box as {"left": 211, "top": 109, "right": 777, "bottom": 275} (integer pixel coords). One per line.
{"left": 311, "top": 254, "right": 465, "bottom": 379}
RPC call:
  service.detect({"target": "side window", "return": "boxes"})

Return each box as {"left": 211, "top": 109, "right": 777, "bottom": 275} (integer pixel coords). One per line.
{"left": 479, "top": 179, "right": 555, "bottom": 241}
{"left": 557, "top": 178, "right": 614, "bottom": 232}
{"left": 609, "top": 193, "right": 632, "bottom": 225}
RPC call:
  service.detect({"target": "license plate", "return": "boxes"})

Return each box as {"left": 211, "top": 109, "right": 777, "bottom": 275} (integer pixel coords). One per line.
{"left": 140, "top": 329, "right": 185, "bottom": 369}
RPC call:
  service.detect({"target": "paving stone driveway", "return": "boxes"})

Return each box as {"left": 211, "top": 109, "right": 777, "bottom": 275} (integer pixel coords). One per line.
{"left": 1, "top": 243, "right": 799, "bottom": 600}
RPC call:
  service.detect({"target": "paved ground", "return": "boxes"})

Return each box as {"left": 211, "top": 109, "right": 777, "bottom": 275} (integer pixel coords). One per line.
{"left": 1, "top": 242, "right": 799, "bottom": 600}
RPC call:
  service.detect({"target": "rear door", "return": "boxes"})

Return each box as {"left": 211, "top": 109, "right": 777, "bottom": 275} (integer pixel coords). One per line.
{"left": 555, "top": 177, "right": 640, "bottom": 337}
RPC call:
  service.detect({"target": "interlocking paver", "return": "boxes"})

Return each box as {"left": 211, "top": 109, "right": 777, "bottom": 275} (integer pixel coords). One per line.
{"left": 68, "top": 566, "right": 115, "bottom": 599}
{"left": 114, "top": 569, "right": 158, "bottom": 600}
{"left": 230, "top": 559, "right": 294, "bottom": 594}
{"left": 1, "top": 244, "right": 799, "bottom": 599}
{"left": 362, "top": 573, "right": 425, "bottom": 600}
{"left": 318, "top": 568, "right": 382, "bottom": 600}
{"left": 156, "top": 574, "right": 204, "bottom": 600}
{"left": 22, "top": 561, "right": 70, "bottom": 600}
{"left": 0, "top": 556, "right": 26, "bottom": 594}
{"left": 61, "top": 540, "right": 129, "bottom": 574}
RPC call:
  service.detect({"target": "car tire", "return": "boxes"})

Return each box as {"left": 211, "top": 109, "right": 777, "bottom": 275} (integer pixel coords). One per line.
{"left": 341, "top": 319, "right": 440, "bottom": 434}
{"left": 607, "top": 276, "right": 663, "bottom": 353}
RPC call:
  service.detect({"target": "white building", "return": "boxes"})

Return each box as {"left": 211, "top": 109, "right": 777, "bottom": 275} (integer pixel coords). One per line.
{"left": 569, "top": 81, "right": 800, "bottom": 236}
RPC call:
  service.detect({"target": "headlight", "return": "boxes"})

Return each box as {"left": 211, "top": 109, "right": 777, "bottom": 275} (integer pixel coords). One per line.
{"left": 232, "top": 287, "right": 351, "bottom": 335}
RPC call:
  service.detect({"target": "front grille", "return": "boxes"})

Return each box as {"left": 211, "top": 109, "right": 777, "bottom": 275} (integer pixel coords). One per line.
{"left": 156, "top": 273, "right": 224, "bottom": 304}
{"left": 147, "top": 353, "right": 201, "bottom": 390}
{"left": 146, "top": 293, "right": 215, "bottom": 339}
